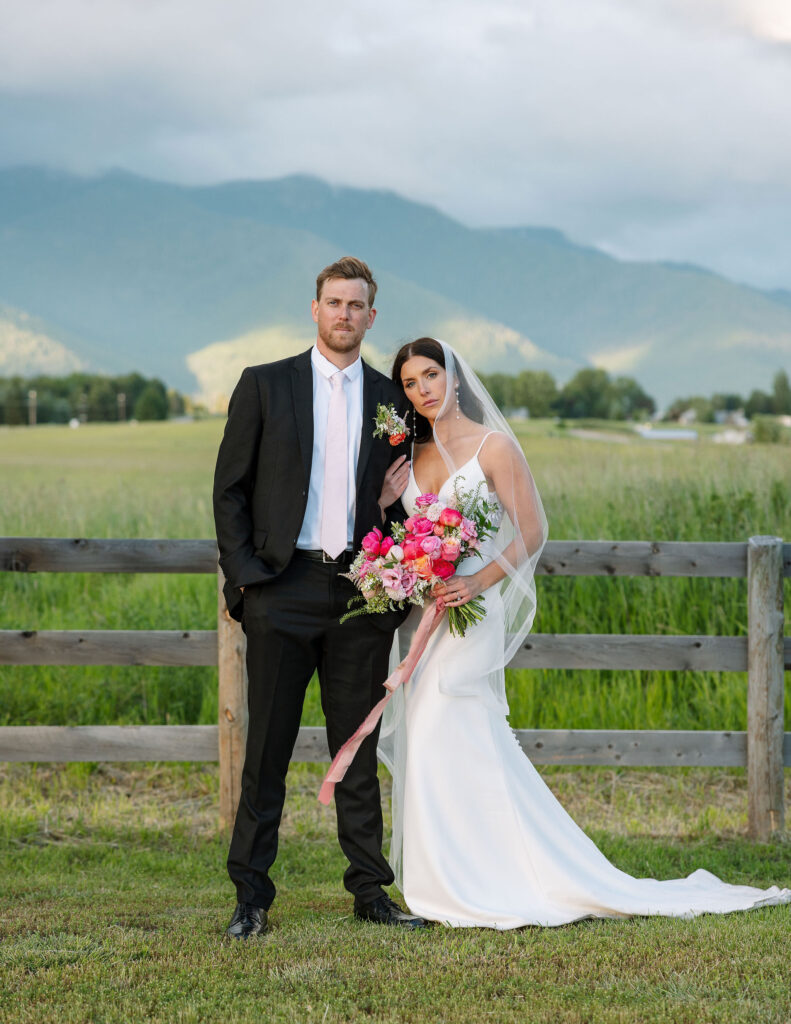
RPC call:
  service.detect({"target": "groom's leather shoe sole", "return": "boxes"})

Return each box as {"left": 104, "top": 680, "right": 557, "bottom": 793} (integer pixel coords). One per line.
{"left": 354, "top": 894, "right": 429, "bottom": 929}
{"left": 226, "top": 902, "right": 268, "bottom": 939}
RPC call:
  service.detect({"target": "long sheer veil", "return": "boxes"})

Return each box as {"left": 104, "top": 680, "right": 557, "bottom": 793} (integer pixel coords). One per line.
{"left": 378, "top": 339, "right": 548, "bottom": 890}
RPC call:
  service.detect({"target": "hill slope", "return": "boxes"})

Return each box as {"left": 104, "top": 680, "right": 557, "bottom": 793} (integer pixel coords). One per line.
{"left": 1, "top": 167, "right": 789, "bottom": 405}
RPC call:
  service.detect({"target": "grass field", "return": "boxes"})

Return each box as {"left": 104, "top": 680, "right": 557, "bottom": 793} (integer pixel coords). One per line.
{"left": 1, "top": 420, "right": 790, "bottom": 1023}
{"left": 1, "top": 418, "right": 789, "bottom": 729}
{"left": 1, "top": 761, "right": 790, "bottom": 1024}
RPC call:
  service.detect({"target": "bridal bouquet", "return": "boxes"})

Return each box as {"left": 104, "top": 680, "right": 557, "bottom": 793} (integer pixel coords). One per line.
{"left": 320, "top": 481, "right": 500, "bottom": 805}
{"left": 342, "top": 480, "right": 499, "bottom": 637}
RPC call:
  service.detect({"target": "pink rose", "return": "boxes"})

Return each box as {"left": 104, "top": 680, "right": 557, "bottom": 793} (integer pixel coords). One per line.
{"left": 460, "top": 517, "right": 477, "bottom": 541}
{"left": 415, "top": 493, "right": 438, "bottom": 508}
{"left": 432, "top": 559, "right": 455, "bottom": 580}
{"left": 380, "top": 536, "right": 395, "bottom": 557}
{"left": 361, "top": 529, "right": 382, "bottom": 556}
{"left": 401, "top": 571, "right": 418, "bottom": 595}
{"left": 381, "top": 566, "right": 406, "bottom": 600}
{"left": 438, "top": 507, "right": 463, "bottom": 528}
{"left": 412, "top": 516, "right": 435, "bottom": 536}
{"left": 420, "top": 535, "right": 442, "bottom": 555}
{"left": 441, "top": 538, "right": 461, "bottom": 561}
{"left": 356, "top": 559, "right": 375, "bottom": 580}
{"left": 401, "top": 537, "right": 421, "bottom": 561}
{"left": 433, "top": 525, "right": 444, "bottom": 536}
{"left": 404, "top": 516, "right": 418, "bottom": 533}
{"left": 380, "top": 567, "right": 403, "bottom": 591}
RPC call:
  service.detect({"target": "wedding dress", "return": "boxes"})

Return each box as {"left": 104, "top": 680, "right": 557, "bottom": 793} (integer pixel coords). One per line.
{"left": 385, "top": 436, "right": 791, "bottom": 929}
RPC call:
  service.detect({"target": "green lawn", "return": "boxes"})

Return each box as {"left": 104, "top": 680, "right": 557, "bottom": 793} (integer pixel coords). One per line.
{"left": 1, "top": 762, "right": 790, "bottom": 1024}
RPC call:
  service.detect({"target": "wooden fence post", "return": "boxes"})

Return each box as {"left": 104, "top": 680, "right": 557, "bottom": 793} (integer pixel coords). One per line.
{"left": 217, "top": 569, "right": 248, "bottom": 831}
{"left": 746, "top": 536, "right": 785, "bottom": 840}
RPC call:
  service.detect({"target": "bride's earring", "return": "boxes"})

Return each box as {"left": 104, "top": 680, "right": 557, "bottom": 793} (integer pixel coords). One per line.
{"left": 455, "top": 387, "right": 460, "bottom": 419}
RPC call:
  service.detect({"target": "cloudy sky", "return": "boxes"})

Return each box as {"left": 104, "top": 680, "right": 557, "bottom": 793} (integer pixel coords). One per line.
{"left": 1, "top": 0, "right": 790, "bottom": 289}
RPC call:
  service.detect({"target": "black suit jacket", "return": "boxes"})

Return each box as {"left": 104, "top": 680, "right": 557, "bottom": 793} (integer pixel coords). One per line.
{"left": 213, "top": 348, "right": 410, "bottom": 621}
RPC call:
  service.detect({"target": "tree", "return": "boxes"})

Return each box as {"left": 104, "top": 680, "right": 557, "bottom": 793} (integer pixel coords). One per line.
{"left": 745, "top": 389, "right": 773, "bottom": 419}
{"left": 772, "top": 370, "right": 791, "bottom": 414}
{"left": 87, "top": 379, "right": 118, "bottom": 421}
{"left": 511, "top": 371, "right": 558, "bottom": 417}
{"left": 475, "top": 372, "right": 514, "bottom": 411}
{"left": 0, "top": 378, "right": 27, "bottom": 425}
{"left": 115, "top": 372, "right": 150, "bottom": 413}
{"left": 609, "top": 376, "right": 655, "bottom": 420}
{"left": 711, "top": 392, "right": 743, "bottom": 413}
{"left": 168, "top": 388, "right": 186, "bottom": 417}
{"left": 664, "top": 395, "right": 714, "bottom": 423}
{"left": 133, "top": 381, "right": 168, "bottom": 420}
{"left": 556, "top": 368, "right": 612, "bottom": 419}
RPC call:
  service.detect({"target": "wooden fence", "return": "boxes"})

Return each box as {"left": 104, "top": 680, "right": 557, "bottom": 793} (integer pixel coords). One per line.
{"left": 1, "top": 536, "right": 788, "bottom": 839}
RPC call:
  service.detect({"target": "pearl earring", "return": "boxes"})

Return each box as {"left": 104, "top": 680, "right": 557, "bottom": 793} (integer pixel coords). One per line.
{"left": 455, "top": 387, "right": 460, "bottom": 419}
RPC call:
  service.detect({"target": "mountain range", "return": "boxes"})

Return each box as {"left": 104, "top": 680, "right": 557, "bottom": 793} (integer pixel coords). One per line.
{"left": 0, "top": 166, "right": 789, "bottom": 409}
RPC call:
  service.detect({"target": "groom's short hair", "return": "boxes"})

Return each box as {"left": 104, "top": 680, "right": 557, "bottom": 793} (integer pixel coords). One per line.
{"left": 316, "top": 257, "right": 377, "bottom": 306}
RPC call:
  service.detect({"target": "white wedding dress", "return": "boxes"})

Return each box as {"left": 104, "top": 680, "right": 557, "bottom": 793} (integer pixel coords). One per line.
{"left": 388, "top": 442, "right": 791, "bottom": 929}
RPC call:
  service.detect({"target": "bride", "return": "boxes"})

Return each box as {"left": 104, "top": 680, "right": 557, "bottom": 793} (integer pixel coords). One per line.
{"left": 377, "top": 337, "right": 790, "bottom": 929}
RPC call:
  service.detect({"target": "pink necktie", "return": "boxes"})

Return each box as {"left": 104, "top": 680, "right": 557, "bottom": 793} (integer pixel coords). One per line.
{"left": 321, "top": 370, "right": 348, "bottom": 559}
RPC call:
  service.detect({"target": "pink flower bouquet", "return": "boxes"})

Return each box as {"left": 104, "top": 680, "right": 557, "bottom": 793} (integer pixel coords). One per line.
{"left": 342, "top": 480, "right": 499, "bottom": 637}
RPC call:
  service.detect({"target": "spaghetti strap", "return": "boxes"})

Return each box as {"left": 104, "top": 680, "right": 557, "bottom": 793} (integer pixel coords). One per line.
{"left": 474, "top": 431, "right": 497, "bottom": 459}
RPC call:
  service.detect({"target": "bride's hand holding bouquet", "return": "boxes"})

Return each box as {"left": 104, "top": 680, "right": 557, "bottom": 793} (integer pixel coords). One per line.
{"left": 342, "top": 480, "right": 499, "bottom": 638}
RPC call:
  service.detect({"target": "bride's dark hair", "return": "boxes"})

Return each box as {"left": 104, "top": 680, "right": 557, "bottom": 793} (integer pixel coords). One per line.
{"left": 392, "top": 337, "right": 484, "bottom": 443}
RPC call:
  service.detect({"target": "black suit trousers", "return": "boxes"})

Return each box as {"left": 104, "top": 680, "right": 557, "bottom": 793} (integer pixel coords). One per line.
{"left": 227, "top": 553, "right": 396, "bottom": 908}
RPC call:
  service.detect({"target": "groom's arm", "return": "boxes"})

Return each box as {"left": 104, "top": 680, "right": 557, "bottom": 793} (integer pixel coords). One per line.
{"left": 213, "top": 367, "right": 268, "bottom": 588}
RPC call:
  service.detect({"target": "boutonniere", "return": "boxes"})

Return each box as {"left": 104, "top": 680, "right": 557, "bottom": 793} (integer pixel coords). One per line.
{"left": 373, "top": 403, "right": 410, "bottom": 446}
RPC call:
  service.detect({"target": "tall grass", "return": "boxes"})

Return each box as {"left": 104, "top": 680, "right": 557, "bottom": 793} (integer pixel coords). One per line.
{"left": 1, "top": 420, "right": 788, "bottom": 729}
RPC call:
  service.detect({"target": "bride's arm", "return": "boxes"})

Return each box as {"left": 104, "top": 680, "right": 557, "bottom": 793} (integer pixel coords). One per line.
{"left": 441, "top": 433, "right": 545, "bottom": 608}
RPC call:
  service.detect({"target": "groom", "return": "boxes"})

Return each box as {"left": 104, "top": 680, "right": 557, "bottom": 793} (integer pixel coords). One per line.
{"left": 213, "top": 256, "right": 424, "bottom": 938}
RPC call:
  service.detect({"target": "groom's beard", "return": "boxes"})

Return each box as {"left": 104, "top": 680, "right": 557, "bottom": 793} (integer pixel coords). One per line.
{"left": 319, "top": 324, "right": 367, "bottom": 354}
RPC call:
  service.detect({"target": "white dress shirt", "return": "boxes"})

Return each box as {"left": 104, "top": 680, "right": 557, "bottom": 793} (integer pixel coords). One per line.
{"left": 296, "top": 345, "right": 364, "bottom": 551}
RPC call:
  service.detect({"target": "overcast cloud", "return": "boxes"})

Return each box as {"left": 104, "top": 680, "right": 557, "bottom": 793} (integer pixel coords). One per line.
{"left": 1, "top": 0, "right": 789, "bottom": 288}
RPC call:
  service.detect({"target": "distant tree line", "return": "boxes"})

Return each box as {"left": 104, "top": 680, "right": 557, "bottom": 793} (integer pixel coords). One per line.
{"left": 0, "top": 372, "right": 187, "bottom": 426}
{"left": 662, "top": 370, "right": 791, "bottom": 423}
{"left": 475, "top": 367, "right": 656, "bottom": 420}
{"left": 475, "top": 366, "right": 791, "bottom": 423}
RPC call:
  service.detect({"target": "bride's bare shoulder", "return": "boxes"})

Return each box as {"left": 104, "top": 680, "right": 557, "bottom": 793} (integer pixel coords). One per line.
{"left": 479, "top": 430, "right": 524, "bottom": 469}
{"left": 480, "top": 429, "right": 518, "bottom": 453}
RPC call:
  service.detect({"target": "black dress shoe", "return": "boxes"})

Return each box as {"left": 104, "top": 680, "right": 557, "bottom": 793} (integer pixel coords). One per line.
{"left": 226, "top": 902, "right": 268, "bottom": 939}
{"left": 353, "top": 894, "right": 429, "bottom": 929}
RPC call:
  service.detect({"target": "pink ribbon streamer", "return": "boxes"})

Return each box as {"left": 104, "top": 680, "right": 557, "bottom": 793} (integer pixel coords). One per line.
{"left": 318, "top": 599, "right": 445, "bottom": 805}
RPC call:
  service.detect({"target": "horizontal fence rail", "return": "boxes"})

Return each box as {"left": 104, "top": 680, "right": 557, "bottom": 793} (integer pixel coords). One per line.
{"left": 2, "top": 726, "right": 790, "bottom": 769}
{"left": 0, "top": 538, "right": 219, "bottom": 574}
{"left": 3, "top": 631, "right": 790, "bottom": 671}
{"left": 0, "top": 535, "right": 787, "bottom": 838}
{"left": 3, "top": 537, "right": 790, "bottom": 578}
{"left": 0, "top": 630, "right": 218, "bottom": 666}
